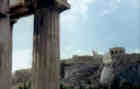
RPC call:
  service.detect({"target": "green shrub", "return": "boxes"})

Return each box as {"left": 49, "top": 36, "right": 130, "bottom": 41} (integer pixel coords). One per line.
{"left": 18, "top": 81, "right": 31, "bottom": 89}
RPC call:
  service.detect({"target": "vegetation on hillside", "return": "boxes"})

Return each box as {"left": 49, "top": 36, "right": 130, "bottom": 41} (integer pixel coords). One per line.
{"left": 13, "top": 79, "right": 140, "bottom": 89}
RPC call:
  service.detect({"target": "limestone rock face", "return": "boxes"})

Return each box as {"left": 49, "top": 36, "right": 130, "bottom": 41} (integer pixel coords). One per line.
{"left": 100, "top": 53, "right": 140, "bottom": 87}
{"left": 66, "top": 51, "right": 140, "bottom": 88}
{"left": 61, "top": 55, "right": 103, "bottom": 88}
{"left": 111, "top": 63, "right": 140, "bottom": 88}
{"left": 64, "top": 64, "right": 101, "bottom": 80}
{"left": 100, "top": 66, "right": 114, "bottom": 85}
{"left": 12, "top": 51, "right": 140, "bottom": 89}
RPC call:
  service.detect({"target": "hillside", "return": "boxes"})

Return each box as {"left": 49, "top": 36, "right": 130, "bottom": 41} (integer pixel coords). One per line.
{"left": 12, "top": 49, "right": 140, "bottom": 89}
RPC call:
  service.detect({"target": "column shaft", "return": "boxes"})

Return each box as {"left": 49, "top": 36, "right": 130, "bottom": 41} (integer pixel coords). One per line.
{"left": 0, "top": 0, "right": 12, "bottom": 89}
{"left": 32, "top": 8, "right": 60, "bottom": 89}
{"left": 0, "top": 16, "right": 12, "bottom": 89}
{"left": 0, "top": 0, "right": 9, "bottom": 15}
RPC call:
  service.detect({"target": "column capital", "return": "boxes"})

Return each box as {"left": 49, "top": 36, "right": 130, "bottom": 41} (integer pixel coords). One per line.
{"left": 0, "top": 0, "right": 9, "bottom": 19}
{"left": 55, "top": 0, "right": 71, "bottom": 12}
{"left": 33, "top": 0, "right": 70, "bottom": 12}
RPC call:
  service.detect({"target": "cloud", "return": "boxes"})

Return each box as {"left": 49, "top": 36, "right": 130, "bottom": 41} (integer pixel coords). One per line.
{"left": 134, "top": 49, "right": 140, "bottom": 53}
{"left": 99, "top": 0, "right": 140, "bottom": 16}
{"left": 61, "top": 46, "right": 93, "bottom": 59}
{"left": 128, "top": 0, "right": 140, "bottom": 8}
{"left": 98, "top": 0, "right": 121, "bottom": 16}
{"left": 127, "top": 48, "right": 140, "bottom": 54}
{"left": 61, "top": 0, "right": 122, "bottom": 26}
{"left": 68, "top": 0, "right": 96, "bottom": 15}
{"left": 61, "top": 0, "right": 96, "bottom": 25}
{"left": 61, "top": 46, "right": 105, "bottom": 59}
{"left": 13, "top": 49, "right": 32, "bottom": 72}
{"left": 100, "top": 10, "right": 110, "bottom": 16}
{"left": 73, "top": 50, "right": 92, "bottom": 56}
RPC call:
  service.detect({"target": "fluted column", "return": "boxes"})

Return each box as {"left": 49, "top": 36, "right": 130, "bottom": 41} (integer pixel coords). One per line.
{"left": 0, "top": 0, "right": 12, "bottom": 89}
{"left": 0, "top": 0, "right": 8, "bottom": 15}
{"left": 32, "top": 8, "right": 60, "bottom": 89}
{"left": 32, "top": 1, "right": 70, "bottom": 89}
{"left": 0, "top": 17, "right": 12, "bottom": 89}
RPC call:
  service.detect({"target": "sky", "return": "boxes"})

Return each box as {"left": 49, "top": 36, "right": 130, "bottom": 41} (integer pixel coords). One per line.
{"left": 12, "top": 0, "right": 140, "bottom": 71}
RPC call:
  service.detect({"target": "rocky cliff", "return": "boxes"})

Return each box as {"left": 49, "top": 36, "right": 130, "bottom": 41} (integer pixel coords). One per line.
{"left": 12, "top": 52, "right": 140, "bottom": 88}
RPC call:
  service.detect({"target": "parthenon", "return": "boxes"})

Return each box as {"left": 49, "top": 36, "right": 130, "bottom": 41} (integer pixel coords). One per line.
{"left": 0, "top": 0, "right": 70, "bottom": 89}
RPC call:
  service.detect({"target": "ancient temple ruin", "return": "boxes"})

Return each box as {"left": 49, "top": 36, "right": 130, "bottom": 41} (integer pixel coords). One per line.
{"left": 0, "top": 0, "right": 70, "bottom": 89}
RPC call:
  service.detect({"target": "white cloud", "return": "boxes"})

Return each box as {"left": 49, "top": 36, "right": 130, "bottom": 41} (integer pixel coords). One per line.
{"left": 12, "top": 49, "right": 32, "bottom": 72}
{"left": 68, "top": 0, "right": 96, "bottom": 14}
{"left": 61, "top": 0, "right": 122, "bottom": 26}
{"left": 117, "top": 0, "right": 121, "bottom": 3}
{"left": 101, "top": 10, "right": 110, "bottom": 16}
{"left": 61, "top": 0, "right": 96, "bottom": 25}
{"left": 73, "top": 50, "right": 92, "bottom": 56}
{"left": 129, "top": 0, "right": 140, "bottom": 8}
{"left": 94, "top": 48, "right": 105, "bottom": 55}
{"left": 98, "top": 0, "right": 121, "bottom": 16}
{"left": 61, "top": 47, "right": 106, "bottom": 59}
{"left": 127, "top": 48, "right": 140, "bottom": 54}
{"left": 61, "top": 46, "right": 92, "bottom": 59}
{"left": 134, "top": 49, "right": 140, "bottom": 53}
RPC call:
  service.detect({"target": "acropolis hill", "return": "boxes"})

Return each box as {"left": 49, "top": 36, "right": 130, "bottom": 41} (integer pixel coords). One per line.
{"left": 12, "top": 47, "right": 140, "bottom": 89}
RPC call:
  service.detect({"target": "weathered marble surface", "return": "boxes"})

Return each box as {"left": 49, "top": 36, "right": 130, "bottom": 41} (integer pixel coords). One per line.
{"left": 0, "top": 0, "right": 12, "bottom": 89}
{"left": 32, "top": 0, "right": 70, "bottom": 89}
{"left": 0, "top": 0, "right": 9, "bottom": 14}
{"left": 32, "top": 8, "right": 60, "bottom": 89}
{"left": 0, "top": 16, "right": 12, "bottom": 89}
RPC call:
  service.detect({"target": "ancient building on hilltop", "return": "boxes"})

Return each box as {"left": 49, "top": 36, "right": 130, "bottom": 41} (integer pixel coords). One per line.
{"left": 61, "top": 47, "right": 140, "bottom": 88}
{"left": 64, "top": 53, "right": 103, "bottom": 65}
{"left": 11, "top": 47, "right": 140, "bottom": 88}
{"left": 103, "top": 47, "right": 140, "bottom": 65}
{"left": 100, "top": 47, "right": 140, "bottom": 86}
{"left": 109, "top": 47, "right": 125, "bottom": 56}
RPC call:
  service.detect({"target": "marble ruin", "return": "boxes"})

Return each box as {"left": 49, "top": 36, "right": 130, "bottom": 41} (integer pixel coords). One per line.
{"left": 0, "top": 0, "right": 70, "bottom": 89}
{"left": 100, "top": 47, "right": 140, "bottom": 86}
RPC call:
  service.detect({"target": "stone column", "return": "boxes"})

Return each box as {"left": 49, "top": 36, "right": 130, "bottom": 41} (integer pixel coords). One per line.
{"left": 0, "top": 0, "right": 12, "bottom": 88}
{"left": 0, "top": 0, "right": 9, "bottom": 15}
{"left": 32, "top": 1, "right": 70, "bottom": 89}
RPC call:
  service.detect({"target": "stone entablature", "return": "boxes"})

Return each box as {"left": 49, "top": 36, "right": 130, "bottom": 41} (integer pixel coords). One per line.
{"left": 10, "top": 0, "right": 25, "bottom": 7}
{"left": 9, "top": 0, "right": 70, "bottom": 20}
